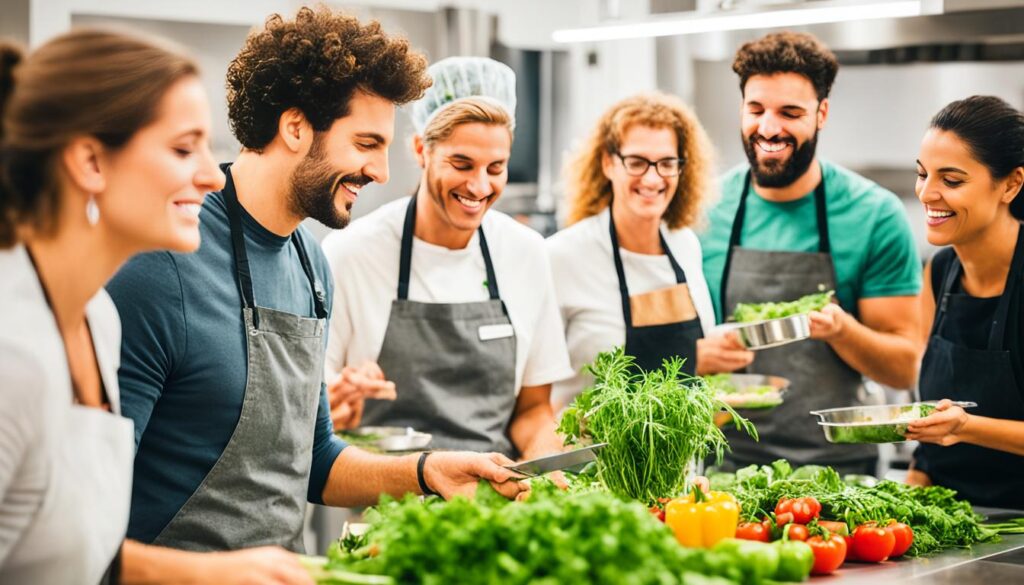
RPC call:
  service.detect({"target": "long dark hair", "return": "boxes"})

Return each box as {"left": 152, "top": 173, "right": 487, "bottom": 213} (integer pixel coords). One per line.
{"left": 931, "top": 95, "right": 1024, "bottom": 221}
{"left": 0, "top": 29, "right": 198, "bottom": 247}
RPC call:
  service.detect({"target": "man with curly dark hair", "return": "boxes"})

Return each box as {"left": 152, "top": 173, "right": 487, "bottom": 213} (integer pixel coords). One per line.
{"left": 106, "top": 6, "right": 527, "bottom": 556}
{"left": 699, "top": 32, "right": 923, "bottom": 474}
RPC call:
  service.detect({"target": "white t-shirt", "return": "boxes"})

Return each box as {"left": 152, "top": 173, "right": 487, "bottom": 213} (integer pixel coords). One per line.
{"left": 0, "top": 245, "right": 134, "bottom": 585}
{"left": 322, "top": 197, "right": 573, "bottom": 394}
{"left": 546, "top": 208, "right": 717, "bottom": 407}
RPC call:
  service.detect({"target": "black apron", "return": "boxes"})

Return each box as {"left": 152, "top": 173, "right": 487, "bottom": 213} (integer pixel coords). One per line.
{"left": 153, "top": 166, "right": 327, "bottom": 552}
{"left": 916, "top": 226, "right": 1024, "bottom": 508}
{"left": 361, "top": 197, "right": 518, "bottom": 456}
{"left": 719, "top": 170, "right": 876, "bottom": 470}
{"left": 609, "top": 210, "right": 704, "bottom": 374}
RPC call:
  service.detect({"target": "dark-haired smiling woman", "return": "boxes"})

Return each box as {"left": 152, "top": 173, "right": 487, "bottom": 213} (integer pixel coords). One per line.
{"left": 906, "top": 96, "right": 1024, "bottom": 509}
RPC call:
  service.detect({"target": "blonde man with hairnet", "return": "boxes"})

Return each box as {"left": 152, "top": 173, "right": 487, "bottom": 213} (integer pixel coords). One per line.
{"left": 322, "top": 57, "right": 574, "bottom": 464}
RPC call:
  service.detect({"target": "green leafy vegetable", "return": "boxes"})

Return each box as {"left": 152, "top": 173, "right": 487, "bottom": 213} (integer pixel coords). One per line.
{"left": 732, "top": 291, "right": 834, "bottom": 323}
{"left": 322, "top": 481, "right": 792, "bottom": 585}
{"left": 558, "top": 348, "right": 757, "bottom": 504}
{"left": 710, "top": 460, "right": 999, "bottom": 556}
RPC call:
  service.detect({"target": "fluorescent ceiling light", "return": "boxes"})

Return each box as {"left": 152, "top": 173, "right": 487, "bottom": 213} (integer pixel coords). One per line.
{"left": 553, "top": 0, "right": 924, "bottom": 43}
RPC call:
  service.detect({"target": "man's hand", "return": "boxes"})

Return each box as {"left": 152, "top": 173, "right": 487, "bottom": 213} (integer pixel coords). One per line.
{"left": 422, "top": 451, "right": 528, "bottom": 500}
{"left": 905, "top": 399, "right": 969, "bottom": 446}
{"left": 696, "top": 332, "right": 754, "bottom": 375}
{"left": 328, "top": 361, "right": 396, "bottom": 430}
{"left": 808, "top": 303, "right": 847, "bottom": 340}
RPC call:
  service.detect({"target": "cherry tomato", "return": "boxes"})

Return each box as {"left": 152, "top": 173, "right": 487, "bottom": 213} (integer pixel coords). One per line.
{"left": 886, "top": 521, "right": 914, "bottom": 558}
{"left": 785, "top": 523, "right": 809, "bottom": 542}
{"left": 775, "top": 512, "right": 794, "bottom": 527}
{"left": 852, "top": 523, "right": 896, "bottom": 563}
{"left": 648, "top": 505, "right": 666, "bottom": 523}
{"left": 808, "top": 533, "right": 847, "bottom": 575}
{"left": 776, "top": 498, "right": 794, "bottom": 516}
{"left": 736, "top": 521, "right": 771, "bottom": 542}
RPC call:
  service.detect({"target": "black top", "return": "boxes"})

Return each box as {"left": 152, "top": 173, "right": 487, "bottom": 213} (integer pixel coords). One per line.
{"left": 931, "top": 245, "right": 1024, "bottom": 395}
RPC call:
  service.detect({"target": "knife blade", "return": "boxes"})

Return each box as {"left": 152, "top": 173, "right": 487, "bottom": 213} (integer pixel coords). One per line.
{"left": 505, "top": 443, "right": 607, "bottom": 477}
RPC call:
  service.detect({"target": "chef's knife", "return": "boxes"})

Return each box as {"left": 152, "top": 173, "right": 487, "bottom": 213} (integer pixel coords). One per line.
{"left": 505, "top": 443, "right": 607, "bottom": 477}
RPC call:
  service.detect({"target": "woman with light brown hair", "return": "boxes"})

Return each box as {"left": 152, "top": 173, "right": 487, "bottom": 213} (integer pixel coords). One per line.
{"left": 548, "top": 92, "right": 753, "bottom": 407}
{"left": 0, "top": 30, "right": 313, "bottom": 585}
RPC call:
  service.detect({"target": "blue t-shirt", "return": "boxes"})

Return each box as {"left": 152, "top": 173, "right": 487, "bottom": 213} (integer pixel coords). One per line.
{"left": 700, "top": 159, "right": 922, "bottom": 321}
{"left": 107, "top": 187, "right": 347, "bottom": 544}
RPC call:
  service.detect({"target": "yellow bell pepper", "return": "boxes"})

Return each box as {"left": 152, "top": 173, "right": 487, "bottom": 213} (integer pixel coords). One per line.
{"left": 665, "top": 488, "right": 739, "bottom": 548}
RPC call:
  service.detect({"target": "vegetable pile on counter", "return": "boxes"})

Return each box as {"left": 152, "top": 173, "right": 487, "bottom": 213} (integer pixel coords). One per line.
{"left": 732, "top": 290, "right": 834, "bottom": 323}
{"left": 709, "top": 460, "right": 1000, "bottom": 558}
{"left": 312, "top": 480, "right": 814, "bottom": 585}
{"left": 557, "top": 348, "right": 757, "bottom": 504}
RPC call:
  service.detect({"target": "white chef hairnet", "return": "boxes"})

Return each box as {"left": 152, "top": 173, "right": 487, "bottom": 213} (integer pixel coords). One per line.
{"left": 411, "top": 56, "right": 517, "bottom": 134}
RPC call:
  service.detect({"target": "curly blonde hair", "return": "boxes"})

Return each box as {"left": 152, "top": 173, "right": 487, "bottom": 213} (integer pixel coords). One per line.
{"left": 565, "top": 92, "right": 715, "bottom": 230}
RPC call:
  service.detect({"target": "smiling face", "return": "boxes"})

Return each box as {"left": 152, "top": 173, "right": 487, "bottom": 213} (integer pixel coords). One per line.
{"left": 288, "top": 90, "right": 394, "bottom": 229}
{"left": 603, "top": 124, "right": 680, "bottom": 224}
{"left": 740, "top": 73, "right": 826, "bottom": 188}
{"left": 916, "top": 128, "right": 1019, "bottom": 247}
{"left": 417, "top": 122, "right": 511, "bottom": 237}
{"left": 97, "top": 76, "right": 224, "bottom": 253}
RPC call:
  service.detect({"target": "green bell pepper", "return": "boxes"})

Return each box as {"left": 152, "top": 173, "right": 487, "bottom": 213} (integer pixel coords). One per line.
{"left": 713, "top": 538, "right": 781, "bottom": 584}
{"left": 773, "top": 540, "right": 814, "bottom": 582}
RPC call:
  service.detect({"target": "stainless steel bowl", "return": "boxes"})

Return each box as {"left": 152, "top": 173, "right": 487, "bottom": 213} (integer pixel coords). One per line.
{"left": 723, "top": 313, "right": 811, "bottom": 350}
{"left": 349, "top": 426, "right": 433, "bottom": 452}
{"left": 728, "top": 373, "right": 791, "bottom": 393}
{"left": 810, "top": 401, "right": 976, "bottom": 444}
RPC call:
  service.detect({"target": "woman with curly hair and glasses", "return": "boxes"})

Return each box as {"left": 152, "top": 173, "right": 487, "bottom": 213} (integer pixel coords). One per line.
{"left": 547, "top": 93, "right": 753, "bottom": 408}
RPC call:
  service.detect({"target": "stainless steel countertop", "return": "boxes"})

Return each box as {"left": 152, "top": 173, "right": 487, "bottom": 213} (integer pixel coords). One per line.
{"left": 818, "top": 509, "right": 1024, "bottom": 584}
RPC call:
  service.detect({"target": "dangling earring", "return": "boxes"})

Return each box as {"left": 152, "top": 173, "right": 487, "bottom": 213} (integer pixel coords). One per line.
{"left": 86, "top": 194, "right": 100, "bottom": 226}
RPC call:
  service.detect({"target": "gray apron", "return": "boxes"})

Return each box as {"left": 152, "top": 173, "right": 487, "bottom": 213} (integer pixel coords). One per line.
{"left": 719, "top": 171, "right": 876, "bottom": 469}
{"left": 153, "top": 165, "right": 327, "bottom": 552}
{"left": 362, "top": 196, "right": 518, "bottom": 456}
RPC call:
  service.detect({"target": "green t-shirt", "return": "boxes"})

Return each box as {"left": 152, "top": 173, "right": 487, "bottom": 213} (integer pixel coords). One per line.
{"left": 699, "top": 159, "right": 922, "bottom": 322}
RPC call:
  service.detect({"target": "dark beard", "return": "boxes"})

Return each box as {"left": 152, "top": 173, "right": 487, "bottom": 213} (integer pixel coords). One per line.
{"left": 742, "top": 130, "right": 818, "bottom": 189}
{"left": 288, "top": 133, "right": 368, "bottom": 229}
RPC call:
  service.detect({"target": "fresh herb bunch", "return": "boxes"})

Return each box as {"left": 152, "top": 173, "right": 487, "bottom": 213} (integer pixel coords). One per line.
{"left": 711, "top": 460, "right": 999, "bottom": 556}
{"left": 557, "top": 348, "right": 757, "bottom": 504}
{"left": 323, "top": 481, "right": 789, "bottom": 585}
{"left": 732, "top": 290, "right": 834, "bottom": 323}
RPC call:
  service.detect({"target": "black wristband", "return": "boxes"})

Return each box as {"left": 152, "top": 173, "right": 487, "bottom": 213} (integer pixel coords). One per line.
{"left": 417, "top": 451, "right": 440, "bottom": 497}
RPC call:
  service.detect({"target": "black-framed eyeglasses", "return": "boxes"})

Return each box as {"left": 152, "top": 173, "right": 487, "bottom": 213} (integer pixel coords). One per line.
{"left": 614, "top": 152, "right": 686, "bottom": 177}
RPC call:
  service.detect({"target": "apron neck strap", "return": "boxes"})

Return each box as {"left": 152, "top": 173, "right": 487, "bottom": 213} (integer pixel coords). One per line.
{"left": 720, "top": 167, "right": 829, "bottom": 317}
{"left": 223, "top": 165, "right": 328, "bottom": 328}
{"left": 398, "top": 196, "right": 500, "bottom": 301}
{"left": 608, "top": 208, "right": 687, "bottom": 328}
{"left": 934, "top": 223, "right": 1024, "bottom": 351}
{"left": 989, "top": 223, "right": 1024, "bottom": 349}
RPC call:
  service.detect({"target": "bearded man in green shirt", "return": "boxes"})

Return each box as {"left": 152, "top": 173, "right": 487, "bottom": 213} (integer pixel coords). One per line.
{"left": 700, "top": 32, "right": 922, "bottom": 474}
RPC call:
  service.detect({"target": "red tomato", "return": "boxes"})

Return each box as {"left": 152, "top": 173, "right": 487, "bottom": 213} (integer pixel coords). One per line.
{"left": 852, "top": 524, "right": 896, "bottom": 563}
{"left": 844, "top": 535, "right": 858, "bottom": 562}
{"left": 775, "top": 498, "right": 793, "bottom": 516}
{"left": 736, "top": 521, "right": 771, "bottom": 542}
{"left": 886, "top": 522, "right": 914, "bottom": 558}
{"left": 808, "top": 534, "right": 847, "bottom": 575}
{"left": 775, "top": 512, "right": 794, "bottom": 527}
{"left": 786, "top": 524, "right": 809, "bottom": 542}
{"left": 775, "top": 497, "right": 821, "bottom": 524}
